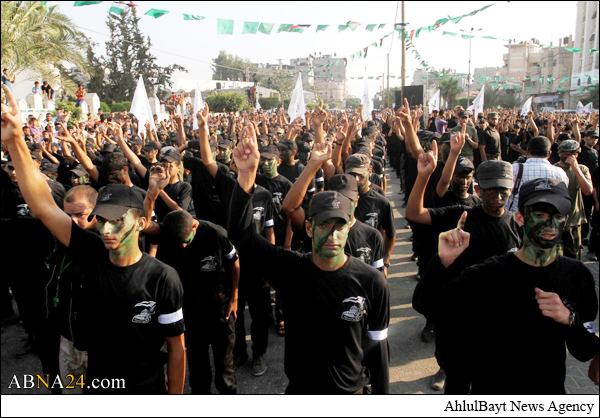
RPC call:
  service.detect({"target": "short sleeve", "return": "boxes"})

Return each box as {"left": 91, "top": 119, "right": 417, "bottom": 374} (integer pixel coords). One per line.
{"left": 263, "top": 191, "right": 275, "bottom": 229}
{"left": 381, "top": 200, "right": 396, "bottom": 238}
{"left": 372, "top": 230, "right": 386, "bottom": 271}
{"left": 69, "top": 221, "right": 106, "bottom": 266}
{"left": 367, "top": 272, "right": 390, "bottom": 340}
{"left": 156, "top": 269, "right": 185, "bottom": 338}
{"left": 215, "top": 225, "right": 238, "bottom": 265}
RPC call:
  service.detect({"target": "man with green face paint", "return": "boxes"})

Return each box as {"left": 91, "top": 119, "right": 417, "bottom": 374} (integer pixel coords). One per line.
{"left": 228, "top": 122, "right": 390, "bottom": 394}
{"left": 422, "top": 178, "right": 598, "bottom": 394}
{"left": 1, "top": 85, "right": 187, "bottom": 394}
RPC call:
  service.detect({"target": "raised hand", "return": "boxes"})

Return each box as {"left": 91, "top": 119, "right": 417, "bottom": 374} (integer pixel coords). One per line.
{"left": 438, "top": 211, "right": 470, "bottom": 268}
{"left": 417, "top": 140, "right": 438, "bottom": 176}
{"left": 149, "top": 164, "right": 170, "bottom": 191}
{"left": 309, "top": 142, "right": 333, "bottom": 165}
{"left": 0, "top": 85, "right": 24, "bottom": 146}
{"left": 196, "top": 103, "right": 210, "bottom": 128}
{"left": 450, "top": 132, "right": 466, "bottom": 154}
{"left": 233, "top": 122, "right": 259, "bottom": 176}
{"left": 312, "top": 100, "right": 327, "bottom": 126}
{"left": 57, "top": 122, "right": 76, "bottom": 145}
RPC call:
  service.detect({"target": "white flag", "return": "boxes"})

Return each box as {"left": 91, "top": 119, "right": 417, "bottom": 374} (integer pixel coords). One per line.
{"left": 427, "top": 89, "right": 441, "bottom": 112}
{"left": 585, "top": 102, "right": 594, "bottom": 112}
{"left": 467, "top": 85, "right": 485, "bottom": 120}
{"left": 521, "top": 96, "right": 533, "bottom": 116}
{"left": 130, "top": 75, "right": 156, "bottom": 133}
{"left": 287, "top": 73, "right": 306, "bottom": 124}
{"left": 193, "top": 83, "right": 205, "bottom": 130}
{"left": 256, "top": 94, "right": 261, "bottom": 111}
{"left": 362, "top": 74, "right": 371, "bottom": 121}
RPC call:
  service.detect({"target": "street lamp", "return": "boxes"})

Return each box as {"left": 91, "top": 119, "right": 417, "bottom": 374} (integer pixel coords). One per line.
{"left": 460, "top": 27, "right": 482, "bottom": 108}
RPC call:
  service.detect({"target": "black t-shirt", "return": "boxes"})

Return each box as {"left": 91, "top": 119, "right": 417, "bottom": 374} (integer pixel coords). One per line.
{"left": 346, "top": 220, "right": 386, "bottom": 271}
{"left": 481, "top": 127, "right": 501, "bottom": 158}
{"left": 501, "top": 132, "right": 515, "bottom": 162}
{"left": 157, "top": 220, "right": 237, "bottom": 324}
{"left": 228, "top": 185, "right": 390, "bottom": 394}
{"left": 433, "top": 190, "right": 482, "bottom": 209}
{"left": 427, "top": 254, "right": 598, "bottom": 394}
{"left": 256, "top": 174, "right": 293, "bottom": 245}
{"left": 428, "top": 204, "right": 521, "bottom": 270}
{"left": 447, "top": 117, "right": 459, "bottom": 130}
{"left": 355, "top": 188, "right": 396, "bottom": 238}
{"left": 578, "top": 147, "right": 599, "bottom": 173}
{"left": 279, "top": 161, "right": 305, "bottom": 184}
{"left": 509, "top": 130, "right": 532, "bottom": 163}
{"left": 142, "top": 172, "right": 194, "bottom": 221}
{"left": 69, "top": 222, "right": 185, "bottom": 391}
{"left": 184, "top": 155, "right": 230, "bottom": 228}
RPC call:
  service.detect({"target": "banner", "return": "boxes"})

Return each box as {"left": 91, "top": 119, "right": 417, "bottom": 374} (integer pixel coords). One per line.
{"left": 193, "top": 83, "right": 205, "bottom": 130}
{"left": 467, "top": 85, "right": 485, "bottom": 120}
{"left": 520, "top": 96, "right": 533, "bottom": 116}
{"left": 427, "top": 89, "right": 441, "bottom": 112}
{"left": 130, "top": 75, "right": 156, "bottom": 133}
{"left": 287, "top": 73, "right": 306, "bottom": 124}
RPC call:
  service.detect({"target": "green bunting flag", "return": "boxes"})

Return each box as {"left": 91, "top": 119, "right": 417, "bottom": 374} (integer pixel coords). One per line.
{"left": 350, "top": 54, "right": 355, "bottom": 60}
{"left": 217, "top": 19, "right": 235, "bottom": 34}
{"left": 358, "top": 50, "right": 363, "bottom": 58}
{"left": 242, "top": 22, "right": 260, "bottom": 34}
{"left": 278, "top": 24, "right": 293, "bottom": 33}
{"left": 316, "top": 25, "right": 330, "bottom": 32}
{"left": 450, "top": 15, "right": 465, "bottom": 25}
{"left": 378, "top": 24, "right": 386, "bottom": 30}
{"left": 366, "top": 24, "right": 377, "bottom": 32}
{"left": 183, "top": 14, "right": 205, "bottom": 21}
{"left": 338, "top": 25, "right": 349, "bottom": 32}
{"left": 591, "top": 49, "right": 599, "bottom": 53}
{"left": 145, "top": 9, "right": 169, "bottom": 19}
{"left": 109, "top": 3, "right": 127, "bottom": 14}
{"left": 380, "top": 38, "right": 383, "bottom": 47}
{"left": 483, "top": 36, "right": 497, "bottom": 40}
{"left": 258, "top": 23, "right": 275, "bottom": 34}
{"left": 461, "top": 34, "right": 475, "bottom": 40}
{"left": 443, "top": 32, "right": 457, "bottom": 37}
{"left": 74, "top": 1, "right": 104, "bottom": 6}
{"left": 347, "top": 21, "right": 360, "bottom": 31}
{"left": 564, "top": 47, "right": 582, "bottom": 52}
{"left": 372, "top": 42, "right": 378, "bottom": 48}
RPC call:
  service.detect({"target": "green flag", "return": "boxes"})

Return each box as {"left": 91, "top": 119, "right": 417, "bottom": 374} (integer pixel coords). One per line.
{"left": 461, "top": 34, "right": 475, "bottom": 40}
{"left": 378, "top": 24, "right": 386, "bottom": 29}
{"left": 218, "top": 19, "right": 235, "bottom": 35}
{"left": 316, "top": 25, "right": 330, "bottom": 32}
{"left": 145, "top": 9, "right": 169, "bottom": 19}
{"left": 564, "top": 47, "right": 582, "bottom": 52}
{"left": 278, "top": 24, "right": 293, "bottom": 33}
{"left": 258, "top": 23, "right": 275, "bottom": 35}
{"left": 366, "top": 24, "right": 377, "bottom": 32}
{"left": 183, "top": 14, "right": 205, "bottom": 21}
{"left": 483, "top": 36, "right": 497, "bottom": 40}
{"left": 368, "top": 77, "right": 374, "bottom": 80}
{"left": 443, "top": 32, "right": 457, "bottom": 37}
{"left": 372, "top": 42, "right": 378, "bottom": 48}
{"left": 109, "top": 3, "right": 127, "bottom": 14}
{"left": 338, "top": 25, "right": 349, "bottom": 32}
{"left": 591, "top": 49, "right": 599, "bottom": 53}
{"left": 336, "top": 60, "right": 340, "bottom": 67}
{"left": 450, "top": 15, "right": 465, "bottom": 24}
{"left": 351, "top": 54, "right": 355, "bottom": 60}
{"left": 242, "top": 22, "right": 260, "bottom": 34}
{"left": 74, "top": 1, "right": 103, "bottom": 6}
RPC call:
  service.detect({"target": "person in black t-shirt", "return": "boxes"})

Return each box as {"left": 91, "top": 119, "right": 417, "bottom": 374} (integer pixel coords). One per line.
{"left": 422, "top": 178, "right": 598, "bottom": 394}
{"left": 479, "top": 112, "right": 501, "bottom": 162}
{"left": 228, "top": 122, "right": 390, "bottom": 394}
{"left": 3, "top": 86, "right": 187, "bottom": 394}
{"left": 144, "top": 171, "right": 240, "bottom": 394}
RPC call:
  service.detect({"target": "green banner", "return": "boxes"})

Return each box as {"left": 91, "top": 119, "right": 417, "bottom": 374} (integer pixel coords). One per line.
{"left": 242, "top": 22, "right": 259, "bottom": 34}
{"left": 278, "top": 24, "right": 293, "bottom": 33}
{"left": 74, "top": 1, "right": 103, "bottom": 6}
{"left": 145, "top": 9, "right": 169, "bottom": 19}
{"left": 366, "top": 24, "right": 377, "bottom": 32}
{"left": 259, "top": 23, "right": 275, "bottom": 35}
{"left": 183, "top": 14, "right": 205, "bottom": 21}
{"left": 316, "top": 25, "right": 330, "bottom": 32}
{"left": 218, "top": 19, "right": 235, "bottom": 34}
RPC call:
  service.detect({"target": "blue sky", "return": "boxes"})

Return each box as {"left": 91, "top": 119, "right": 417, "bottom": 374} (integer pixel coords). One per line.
{"left": 52, "top": 1, "right": 578, "bottom": 97}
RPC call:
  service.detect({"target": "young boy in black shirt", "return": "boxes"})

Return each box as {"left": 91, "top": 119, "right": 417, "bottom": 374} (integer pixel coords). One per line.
{"left": 2, "top": 85, "right": 186, "bottom": 394}
{"left": 227, "top": 122, "right": 390, "bottom": 394}
{"left": 423, "top": 178, "right": 598, "bottom": 394}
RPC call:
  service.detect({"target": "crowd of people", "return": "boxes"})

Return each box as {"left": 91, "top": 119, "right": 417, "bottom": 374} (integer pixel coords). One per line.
{"left": 1, "top": 81, "right": 598, "bottom": 395}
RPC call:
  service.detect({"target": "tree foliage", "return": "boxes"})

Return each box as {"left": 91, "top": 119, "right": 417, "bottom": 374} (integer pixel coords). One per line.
{"left": 439, "top": 78, "right": 462, "bottom": 107}
{"left": 101, "top": 7, "right": 187, "bottom": 104}
{"left": 345, "top": 97, "right": 361, "bottom": 108}
{"left": 205, "top": 92, "right": 250, "bottom": 113}
{"left": 212, "top": 50, "right": 254, "bottom": 81}
{"left": 1, "top": 1, "right": 90, "bottom": 97}
{"left": 256, "top": 70, "right": 295, "bottom": 100}
{"left": 258, "top": 97, "right": 281, "bottom": 110}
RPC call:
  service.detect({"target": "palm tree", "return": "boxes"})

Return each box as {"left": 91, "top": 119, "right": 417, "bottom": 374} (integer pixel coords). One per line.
{"left": 439, "top": 78, "right": 462, "bottom": 108}
{"left": 1, "top": 1, "right": 90, "bottom": 97}
{"left": 485, "top": 85, "right": 504, "bottom": 108}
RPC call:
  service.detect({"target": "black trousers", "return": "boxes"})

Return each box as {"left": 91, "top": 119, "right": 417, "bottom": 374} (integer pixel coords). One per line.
{"left": 8, "top": 267, "right": 48, "bottom": 337}
{"left": 1, "top": 276, "right": 14, "bottom": 318}
{"left": 235, "top": 281, "right": 273, "bottom": 358}
{"left": 187, "top": 316, "right": 237, "bottom": 395}
{"left": 582, "top": 195, "right": 594, "bottom": 241}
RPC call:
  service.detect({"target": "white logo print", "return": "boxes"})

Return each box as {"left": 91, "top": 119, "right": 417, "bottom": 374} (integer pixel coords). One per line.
{"left": 535, "top": 179, "right": 553, "bottom": 191}
{"left": 356, "top": 247, "right": 372, "bottom": 264}
{"left": 253, "top": 207, "right": 265, "bottom": 221}
{"left": 132, "top": 301, "right": 156, "bottom": 324}
{"left": 341, "top": 296, "right": 366, "bottom": 323}
{"left": 330, "top": 199, "right": 341, "bottom": 209}
{"left": 100, "top": 192, "right": 112, "bottom": 202}
{"left": 365, "top": 212, "right": 379, "bottom": 228}
{"left": 201, "top": 256, "right": 217, "bottom": 272}
{"left": 16, "top": 204, "right": 31, "bottom": 217}
{"left": 273, "top": 192, "right": 284, "bottom": 206}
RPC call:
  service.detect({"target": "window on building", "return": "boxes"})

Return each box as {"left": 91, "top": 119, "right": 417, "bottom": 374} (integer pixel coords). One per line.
{"left": 578, "top": 78, "right": 581, "bottom": 86}
{"left": 587, "top": 77, "right": 592, "bottom": 85}
{"left": 591, "top": 34, "right": 596, "bottom": 42}
{"left": 553, "top": 60, "right": 557, "bottom": 67}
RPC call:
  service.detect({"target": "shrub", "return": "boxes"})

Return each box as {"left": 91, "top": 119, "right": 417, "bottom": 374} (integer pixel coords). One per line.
{"left": 204, "top": 92, "right": 250, "bottom": 113}
{"left": 306, "top": 103, "right": 318, "bottom": 111}
{"left": 56, "top": 101, "right": 82, "bottom": 122}
{"left": 111, "top": 101, "right": 131, "bottom": 113}
{"left": 100, "top": 101, "right": 111, "bottom": 113}
{"left": 258, "top": 97, "right": 281, "bottom": 110}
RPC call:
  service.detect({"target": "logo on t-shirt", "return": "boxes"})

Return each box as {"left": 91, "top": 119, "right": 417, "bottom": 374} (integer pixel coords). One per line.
{"left": 272, "top": 192, "right": 284, "bottom": 207}
{"left": 16, "top": 204, "right": 32, "bottom": 218}
{"left": 132, "top": 301, "right": 156, "bottom": 324}
{"left": 341, "top": 296, "right": 366, "bottom": 323}
{"left": 201, "top": 256, "right": 217, "bottom": 272}
{"left": 365, "top": 213, "right": 379, "bottom": 228}
{"left": 356, "top": 247, "right": 373, "bottom": 265}
{"left": 253, "top": 207, "right": 265, "bottom": 221}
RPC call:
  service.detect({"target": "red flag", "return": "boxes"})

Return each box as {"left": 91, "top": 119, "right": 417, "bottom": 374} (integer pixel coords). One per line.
{"left": 410, "top": 30, "right": 415, "bottom": 40}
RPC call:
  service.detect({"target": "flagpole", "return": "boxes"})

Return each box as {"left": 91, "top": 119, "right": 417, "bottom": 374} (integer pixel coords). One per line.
{"left": 387, "top": 54, "right": 390, "bottom": 108}
{"left": 401, "top": 1, "right": 406, "bottom": 103}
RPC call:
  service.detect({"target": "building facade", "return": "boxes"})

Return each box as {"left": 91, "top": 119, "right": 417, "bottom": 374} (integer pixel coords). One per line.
{"left": 570, "top": 0, "right": 599, "bottom": 107}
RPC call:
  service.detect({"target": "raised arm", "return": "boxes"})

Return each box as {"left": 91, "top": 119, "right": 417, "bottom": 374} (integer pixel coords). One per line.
{"left": 397, "top": 99, "right": 423, "bottom": 161}
{"left": 528, "top": 113, "right": 539, "bottom": 137}
{"left": 405, "top": 140, "right": 438, "bottom": 225}
{"left": 1, "top": 85, "right": 72, "bottom": 246}
{"left": 311, "top": 100, "right": 327, "bottom": 146}
{"left": 57, "top": 122, "right": 100, "bottom": 182}
{"left": 437, "top": 132, "right": 465, "bottom": 198}
{"left": 112, "top": 122, "right": 147, "bottom": 178}
{"left": 196, "top": 104, "right": 219, "bottom": 179}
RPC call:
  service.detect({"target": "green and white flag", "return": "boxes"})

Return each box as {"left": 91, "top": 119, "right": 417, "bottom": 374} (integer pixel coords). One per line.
{"left": 109, "top": 2, "right": 127, "bottom": 14}
{"left": 243, "top": 22, "right": 260, "bottom": 34}
{"left": 258, "top": 23, "right": 275, "bottom": 35}
{"left": 366, "top": 24, "right": 377, "bottom": 32}
{"left": 218, "top": 19, "right": 235, "bottom": 35}
{"left": 74, "top": 1, "right": 104, "bottom": 6}
{"left": 145, "top": 9, "right": 169, "bottom": 19}
{"left": 184, "top": 14, "right": 205, "bottom": 21}
{"left": 316, "top": 25, "right": 330, "bottom": 32}
{"left": 427, "top": 89, "right": 441, "bottom": 112}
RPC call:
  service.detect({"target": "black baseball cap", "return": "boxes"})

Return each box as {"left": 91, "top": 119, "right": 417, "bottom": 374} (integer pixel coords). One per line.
{"left": 89, "top": 184, "right": 145, "bottom": 221}
{"left": 142, "top": 142, "right": 160, "bottom": 152}
{"left": 458, "top": 110, "right": 471, "bottom": 118}
{"left": 308, "top": 191, "right": 352, "bottom": 226}
{"left": 297, "top": 142, "right": 311, "bottom": 154}
{"left": 160, "top": 149, "right": 183, "bottom": 163}
{"left": 260, "top": 144, "right": 280, "bottom": 160}
{"left": 345, "top": 154, "right": 371, "bottom": 176}
{"left": 41, "top": 162, "right": 58, "bottom": 174}
{"left": 328, "top": 174, "right": 359, "bottom": 202}
{"left": 585, "top": 130, "right": 599, "bottom": 138}
{"left": 128, "top": 137, "right": 143, "bottom": 146}
{"left": 476, "top": 160, "right": 513, "bottom": 189}
{"left": 455, "top": 157, "right": 475, "bottom": 175}
{"left": 556, "top": 133, "right": 571, "bottom": 142}
{"left": 71, "top": 166, "right": 89, "bottom": 178}
{"left": 218, "top": 139, "right": 233, "bottom": 149}
{"left": 278, "top": 139, "right": 298, "bottom": 152}
{"left": 102, "top": 143, "right": 117, "bottom": 154}
{"left": 518, "top": 178, "right": 571, "bottom": 216}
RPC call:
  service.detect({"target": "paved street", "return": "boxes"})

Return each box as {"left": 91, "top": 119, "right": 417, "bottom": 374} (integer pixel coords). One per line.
{"left": 1, "top": 168, "right": 598, "bottom": 395}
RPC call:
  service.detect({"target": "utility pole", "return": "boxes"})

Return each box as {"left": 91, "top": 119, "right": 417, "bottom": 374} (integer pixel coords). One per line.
{"left": 460, "top": 27, "right": 482, "bottom": 108}
{"left": 401, "top": 1, "right": 406, "bottom": 104}
{"left": 387, "top": 54, "right": 390, "bottom": 108}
